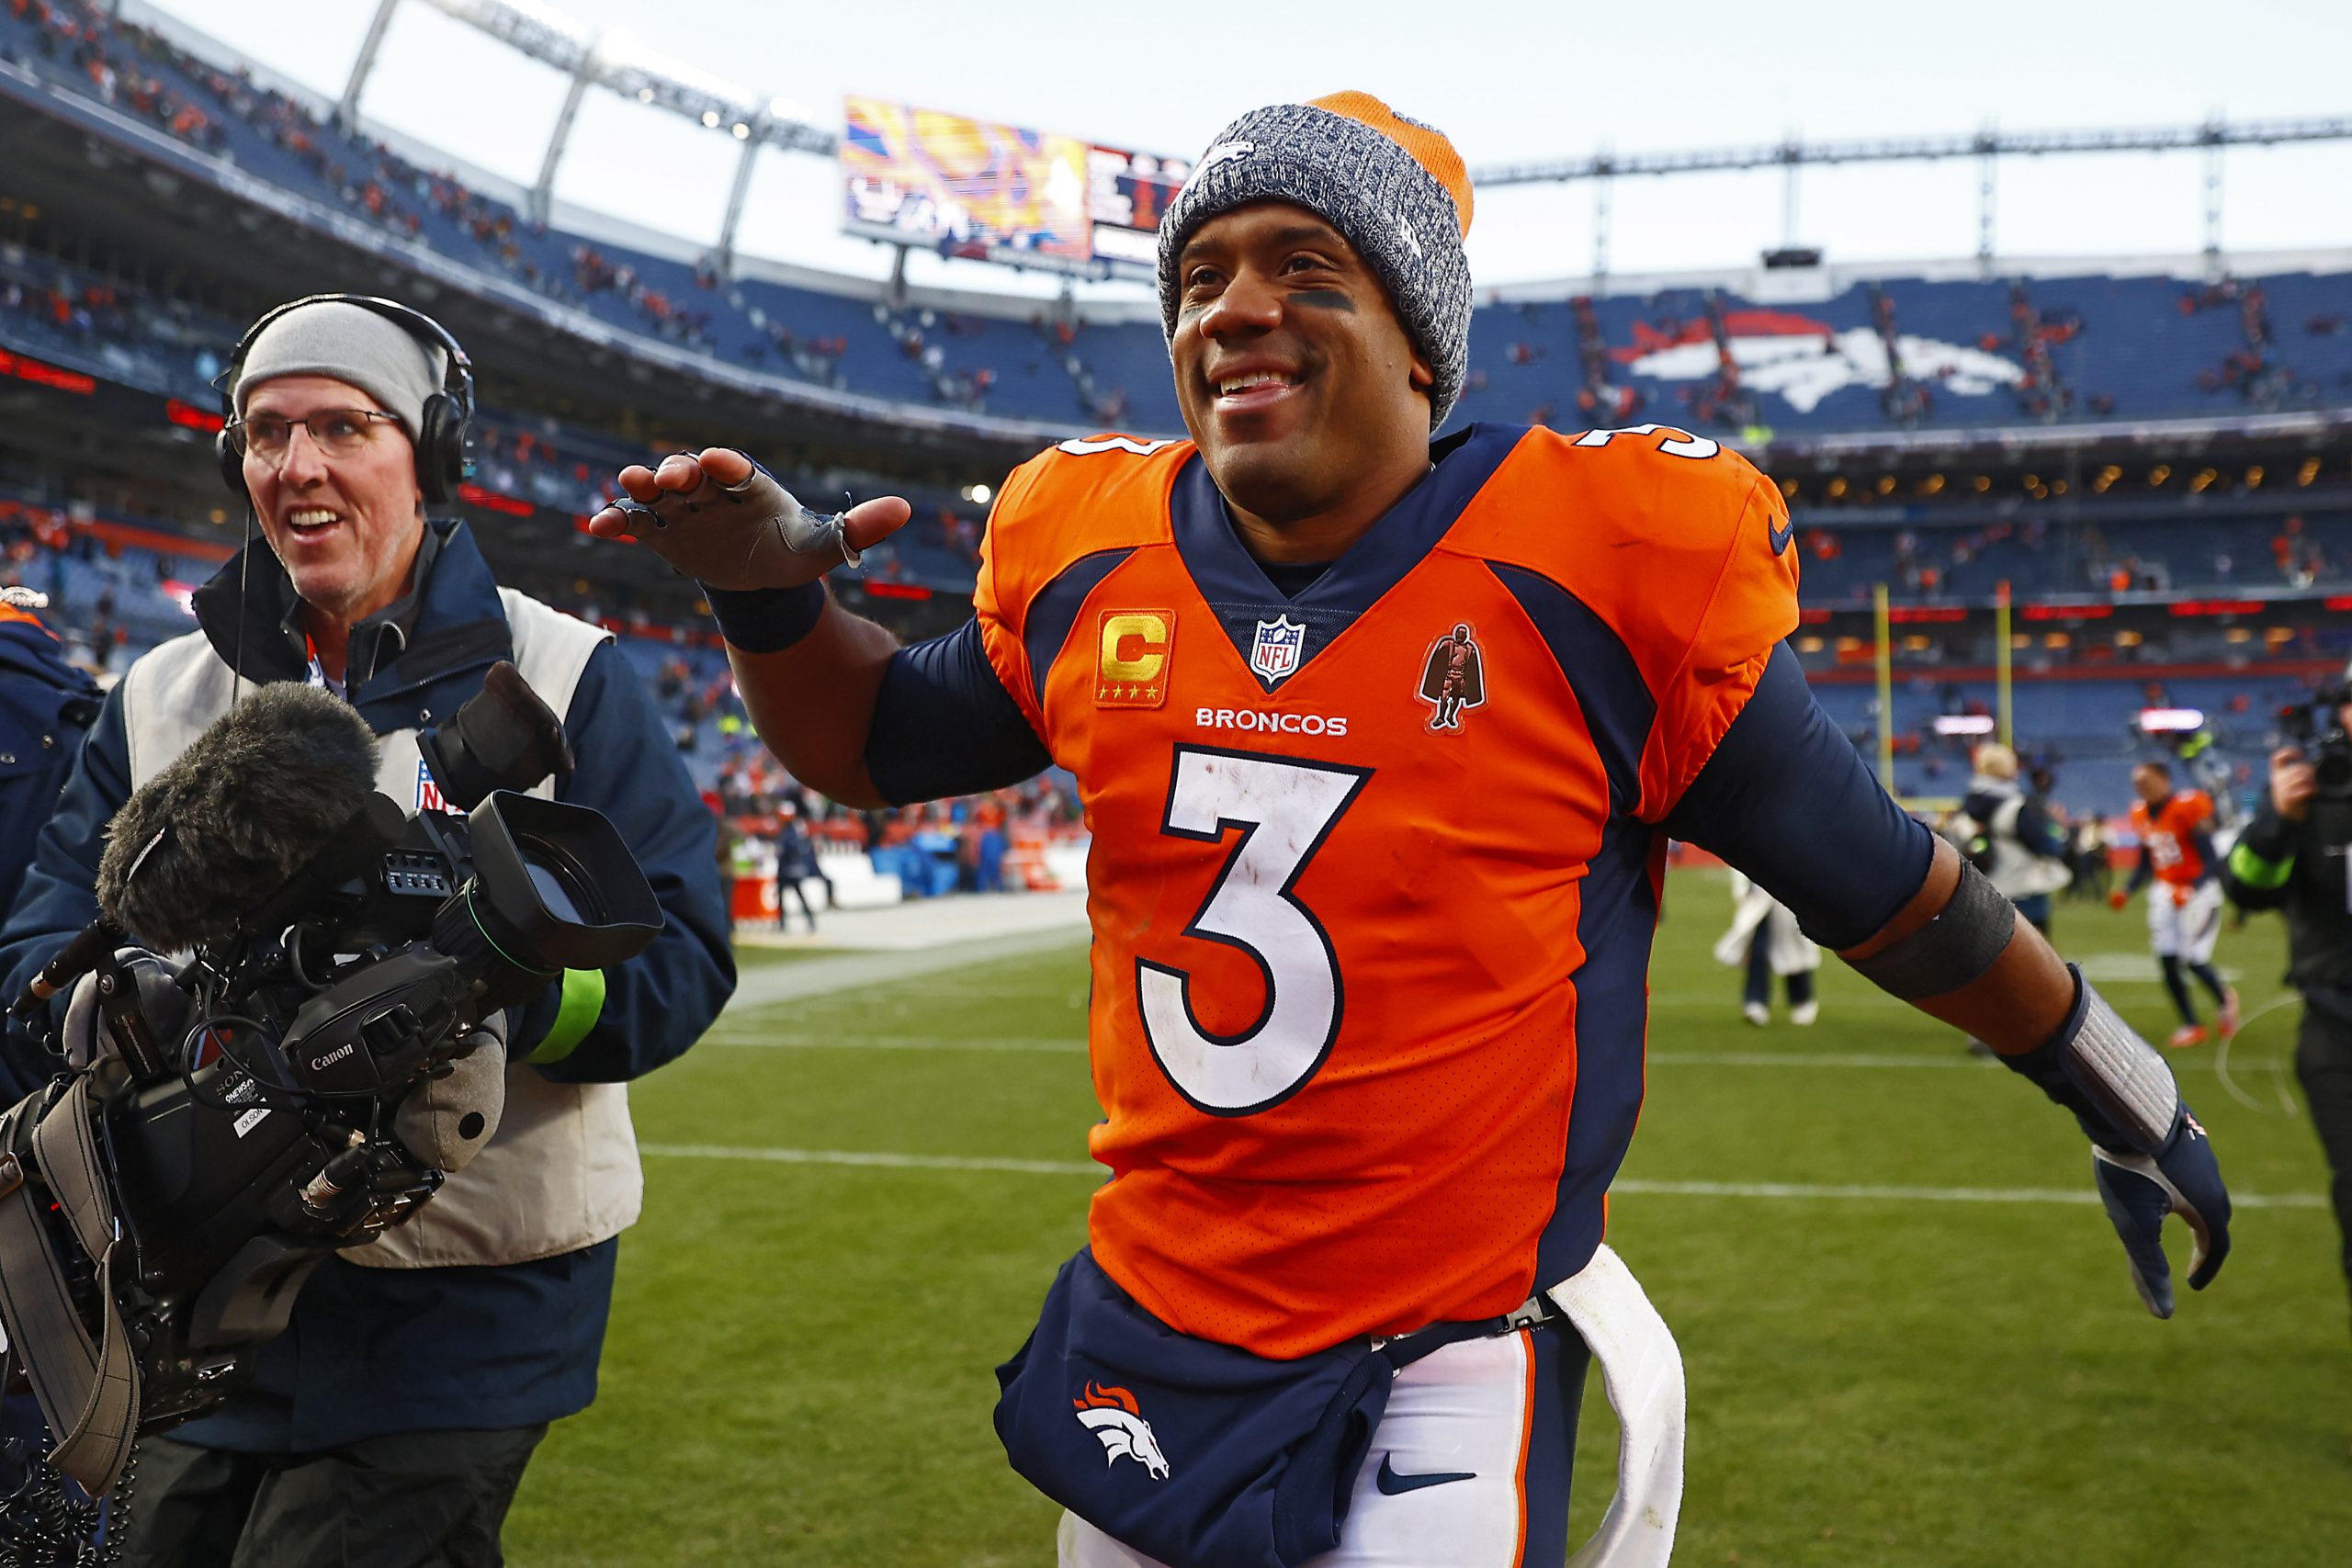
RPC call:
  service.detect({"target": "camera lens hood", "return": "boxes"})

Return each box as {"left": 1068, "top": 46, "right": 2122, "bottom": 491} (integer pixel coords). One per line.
{"left": 462, "top": 792, "right": 662, "bottom": 973}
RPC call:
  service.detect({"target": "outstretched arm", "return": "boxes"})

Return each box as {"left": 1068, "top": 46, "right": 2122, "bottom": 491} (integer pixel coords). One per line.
{"left": 587, "top": 449, "right": 909, "bottom": 804}
{"left": 586, "top": 449, "right": 1048, "bottom": 807}
{"left": 1668, "top": 648, "right": 2230, "bottom": 1316}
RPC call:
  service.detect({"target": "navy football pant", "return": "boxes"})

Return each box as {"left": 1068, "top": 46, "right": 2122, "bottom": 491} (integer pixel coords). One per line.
{"left": 1061, "top": 1319, "right": 1592, "bottom": 1567}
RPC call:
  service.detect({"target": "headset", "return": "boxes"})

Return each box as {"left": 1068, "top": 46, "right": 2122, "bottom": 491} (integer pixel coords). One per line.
{"left": 215, "top": 294, "right": 475, "bottom": 507}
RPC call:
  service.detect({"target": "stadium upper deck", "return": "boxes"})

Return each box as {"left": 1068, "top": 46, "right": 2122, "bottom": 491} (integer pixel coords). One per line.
{"left": 1, "top": 0, "right": 2347, "bottom": 817}
{"left": 0, "top": 0, "right": 2346, "bottom": 450}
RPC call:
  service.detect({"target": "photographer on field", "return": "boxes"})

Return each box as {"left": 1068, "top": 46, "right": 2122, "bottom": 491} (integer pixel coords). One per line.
{"left": 2221, "top": 672, "right": 2352, "bottom": 1330}
{"left": 0, "top": 296, "right": 733, "bottom": 1566}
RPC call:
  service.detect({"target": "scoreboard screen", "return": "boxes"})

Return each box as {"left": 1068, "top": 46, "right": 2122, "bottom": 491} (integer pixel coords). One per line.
{"left": 842, "top": 95, "right": 1186, "bottom": 276}
{"left": 842, "top": 96, "right": 1092, "bottom": 265}
{"left": 1086, "top": 145, "right": 1192, "bottom": 266}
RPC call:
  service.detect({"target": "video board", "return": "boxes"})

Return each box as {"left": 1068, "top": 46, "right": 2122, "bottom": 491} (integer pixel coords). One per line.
{"left": 842, "top": 96, "right": 1188, "bottom": 276}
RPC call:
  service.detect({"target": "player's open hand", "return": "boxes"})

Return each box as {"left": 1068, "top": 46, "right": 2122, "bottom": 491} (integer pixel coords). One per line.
{"left": 2089, "top": 1105, "right": 2231, "bottom": 1318}
{"left": 585, "top": 448, "right": 912, "bottom": 592}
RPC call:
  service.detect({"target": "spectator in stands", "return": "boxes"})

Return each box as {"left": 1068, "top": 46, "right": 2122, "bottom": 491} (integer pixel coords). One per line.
{"left": 0, "top": 297, "right": 734, "bottom": 1568}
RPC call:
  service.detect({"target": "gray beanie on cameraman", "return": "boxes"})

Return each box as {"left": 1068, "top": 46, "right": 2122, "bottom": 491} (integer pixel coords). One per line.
{"left": 232, "top": 299, "right": 444, "bottom": 443}
{"left": 1157, "top": 90, "right": 1476, "bottom": 429}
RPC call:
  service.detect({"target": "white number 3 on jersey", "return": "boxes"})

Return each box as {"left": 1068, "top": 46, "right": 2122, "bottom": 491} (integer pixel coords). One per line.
{"left": 1137, "top": 747, "right": 1372, "bottom": 1115}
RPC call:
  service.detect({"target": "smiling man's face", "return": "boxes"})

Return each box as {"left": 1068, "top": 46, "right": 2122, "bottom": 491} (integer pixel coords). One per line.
{"left": 1170, "top": 201, "right": 1433, "bottom": 538}
{"left": 241, "top": 373, "right": 425, "bottom": 626}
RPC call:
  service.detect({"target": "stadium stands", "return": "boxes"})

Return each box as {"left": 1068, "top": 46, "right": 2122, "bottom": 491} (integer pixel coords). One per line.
{"left": 5, "top": 0, "right": 2346, "bottom": 441}
{"left": 0, "top": 0, "right": 2346, "bottom": 830}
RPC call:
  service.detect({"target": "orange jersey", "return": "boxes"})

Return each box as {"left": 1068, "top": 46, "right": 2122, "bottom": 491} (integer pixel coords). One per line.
{"left": 2130, "top": 789, "right": 2216, "bottom": 889}
{"left": 975, "top": 423, "right": 1798, "bottom": 1357}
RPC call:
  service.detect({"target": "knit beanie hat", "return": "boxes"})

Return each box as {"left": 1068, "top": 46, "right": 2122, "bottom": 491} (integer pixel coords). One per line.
{"left": 232, "top": 299, "right": 444, "bottom": 443}
{"left": 1158, "top": 91, "right": 1476, "bottom": 428}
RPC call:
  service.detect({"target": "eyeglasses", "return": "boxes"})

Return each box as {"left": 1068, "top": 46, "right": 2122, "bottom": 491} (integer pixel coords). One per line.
{"left": 225, "top": 408, "right": 401, "bottom": 464}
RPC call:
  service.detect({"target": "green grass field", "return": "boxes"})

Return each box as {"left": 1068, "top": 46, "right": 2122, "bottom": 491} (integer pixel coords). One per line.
{"left": 503, "top": 874, "right": 2351, "bottom": 1566}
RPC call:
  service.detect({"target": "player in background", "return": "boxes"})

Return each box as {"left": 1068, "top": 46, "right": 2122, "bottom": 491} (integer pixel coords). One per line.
{"left": 589, "top": 93, "right": 2231, "bottom": 1568}
{"left": 2114, "top": 760, "right": 2240, "bottom": 1046}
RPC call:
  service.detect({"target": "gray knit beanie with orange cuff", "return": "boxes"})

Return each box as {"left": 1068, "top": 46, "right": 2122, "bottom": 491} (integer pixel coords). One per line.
{"left": 1158, "top": 91, "right": 1477, "bottom": 429}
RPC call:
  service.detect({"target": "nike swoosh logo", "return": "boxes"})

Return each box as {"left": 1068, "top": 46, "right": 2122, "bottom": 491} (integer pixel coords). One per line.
{"left": 1374, "top": 1453, "right": 1477, "bottom": 1495}
{"left": 1768, "top": 515, "right": 1795, "bottom": 555}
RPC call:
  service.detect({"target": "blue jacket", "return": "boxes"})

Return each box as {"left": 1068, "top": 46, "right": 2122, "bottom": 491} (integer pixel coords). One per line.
{"left": 0, "top": 611, "right": 98, "bottom": 919}
{"left": 0, "top": 524, "right": 734, "bottom": 1447}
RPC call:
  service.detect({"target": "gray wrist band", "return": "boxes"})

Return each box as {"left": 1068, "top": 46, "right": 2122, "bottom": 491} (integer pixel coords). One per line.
{"left": 1843, "top": 859, "right": 2017, "bottom": 999}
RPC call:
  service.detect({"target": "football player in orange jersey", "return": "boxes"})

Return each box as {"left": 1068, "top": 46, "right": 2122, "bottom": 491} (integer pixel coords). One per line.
{"left": 590, "top": 94, "right": 2232, "bottom": 1568}
{"left": 2114, "top": 760, "right": 2242, "bottom": 1047}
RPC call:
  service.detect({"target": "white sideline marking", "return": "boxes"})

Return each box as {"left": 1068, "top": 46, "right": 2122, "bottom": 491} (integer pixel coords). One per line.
{"left": 693, "top": 1034, "right": 2285, "bottom": 1074}
{"left": 637, "top": 1144, "right": 2324, "bottom": 1208}
{"left": 641, "top": 1142, "right": 1097, "bottom": 1176}
{"left": 698, "top": 1032, "right": 1083, "bottom": 1053}
{"left": 1614, "top": 1179, "right": 2323, "bottom": 1209}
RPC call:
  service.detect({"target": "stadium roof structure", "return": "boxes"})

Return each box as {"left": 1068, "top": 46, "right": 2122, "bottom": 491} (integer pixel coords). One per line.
{"left": 322, "top": 0, "right": 2352, "bottom": 289}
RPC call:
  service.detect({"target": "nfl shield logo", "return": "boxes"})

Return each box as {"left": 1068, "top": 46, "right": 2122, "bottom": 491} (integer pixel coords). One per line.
{"left": 1249, "top": 615, "right": 1306, "bottom": 685}
{"left": 416, "top": 759, "right": 447, "bottom": 813}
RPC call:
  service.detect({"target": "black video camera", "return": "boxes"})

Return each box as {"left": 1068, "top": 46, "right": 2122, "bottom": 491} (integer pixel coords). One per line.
{"left": 0, "top": 666, "right": 660, "bottom": 1521}
{"left": 2278, "top": 682, "right": 2352, "bottom": 804}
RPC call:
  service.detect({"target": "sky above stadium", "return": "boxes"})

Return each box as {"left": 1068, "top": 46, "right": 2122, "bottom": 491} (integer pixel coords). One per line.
{"left": 155, "top": 0, "right": 2352, "bottom": 299}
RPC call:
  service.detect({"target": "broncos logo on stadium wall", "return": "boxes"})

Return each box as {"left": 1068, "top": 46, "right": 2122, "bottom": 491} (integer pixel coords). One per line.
{"left": 1072, "top": 1382, "right": 1170, "bottom": 1480}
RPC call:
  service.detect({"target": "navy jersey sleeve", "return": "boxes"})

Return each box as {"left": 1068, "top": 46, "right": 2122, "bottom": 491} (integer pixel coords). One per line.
{"left": 864, "top": 619, "right": 1053, "bottom": 806}
{"left": 1664, "top": 643, "right": 1936, "bottom": 950}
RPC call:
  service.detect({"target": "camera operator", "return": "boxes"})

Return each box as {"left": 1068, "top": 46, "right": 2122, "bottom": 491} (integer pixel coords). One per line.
{"left": 1955, "top": 742, "right": 2071, "bottom": 935}
{"left": 2221, "top": 676, "right": 2352, "bottom": 1331}
{"left": 0, "top": 297, "right": 733, "bottom": 1566}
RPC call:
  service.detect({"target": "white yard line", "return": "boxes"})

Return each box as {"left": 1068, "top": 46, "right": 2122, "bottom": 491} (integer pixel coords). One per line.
{"left": 696, "top": 1032, "right": 1084, "bottom": 1053}
{"left": 693, "top": 1033, "right": 2289, "bottom": 1074}
{"left": 637, "top": 1143, "right": 2324, "bottom": 1208}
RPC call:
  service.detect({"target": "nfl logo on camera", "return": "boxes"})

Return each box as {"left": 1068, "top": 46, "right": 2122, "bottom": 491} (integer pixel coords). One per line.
{"left": 1250, "top": 615, "right": 1306, "bottom": 686}
{"left": 416, "top": 759, "right": 447, "bottom": 813}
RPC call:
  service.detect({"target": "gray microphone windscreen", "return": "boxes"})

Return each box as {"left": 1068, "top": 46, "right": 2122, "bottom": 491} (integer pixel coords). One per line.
{"left": 97, "top": 682, "right": 380, "bottom": 951}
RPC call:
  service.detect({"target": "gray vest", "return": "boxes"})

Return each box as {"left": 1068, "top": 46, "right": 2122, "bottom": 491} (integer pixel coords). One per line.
{"left": 117, "top": 589, "right": 642, "bottom": 1269}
